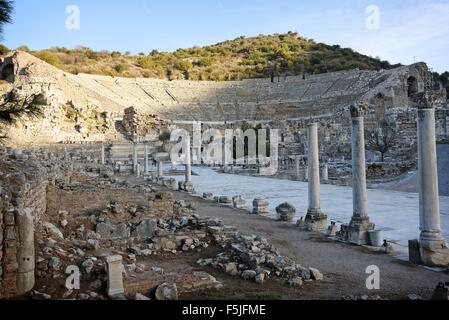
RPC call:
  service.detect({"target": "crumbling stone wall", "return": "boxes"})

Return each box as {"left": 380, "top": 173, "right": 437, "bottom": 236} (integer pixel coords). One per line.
{"left": 0, "top": 145, "right": 104, "bottom": 298}
{"left": 122, "top": 107, "right": 163, "bottom": 141}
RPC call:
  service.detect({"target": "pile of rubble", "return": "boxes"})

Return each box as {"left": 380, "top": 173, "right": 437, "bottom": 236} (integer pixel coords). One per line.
{"left": 197, "top": 220, "right": 323, "bottom": 287}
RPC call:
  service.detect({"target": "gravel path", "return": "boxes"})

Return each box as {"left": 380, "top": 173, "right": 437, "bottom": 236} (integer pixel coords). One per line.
{"left": 168, "top": 188, "right": 449, "bottom": 300}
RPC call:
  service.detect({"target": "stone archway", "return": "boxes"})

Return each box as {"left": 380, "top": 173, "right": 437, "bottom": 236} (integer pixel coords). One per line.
{"left": 0, "top": 61, "right": 15, "bottom": 81}
{"left": 407, "top": 76, "right": 419, "bottom": 97}
{"left": 374, "top": 93, "right": 386, "bottom": 120}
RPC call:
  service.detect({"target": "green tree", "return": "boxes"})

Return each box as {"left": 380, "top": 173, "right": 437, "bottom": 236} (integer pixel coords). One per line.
{"left": 35, "top": 51, "right": 61, "bottom": 67}
{"left": 17, "top": 44, "right": 29, "bottom": 52}
{"left": 114, "top": 64, "right": 127, "bottom": 73}
{"left": 0, "top": 43, "right": 9, "bottom": 55}
{"left": 0, "top": 0, "right": 13, "bottom": 39}
{"left": 0, "top": 91, "right": 46, "bottom": 141}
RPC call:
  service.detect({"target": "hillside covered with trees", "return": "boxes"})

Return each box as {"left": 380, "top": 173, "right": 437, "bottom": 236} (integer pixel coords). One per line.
{"left": 1, "top": 32, "right": 402, "bottom": 81}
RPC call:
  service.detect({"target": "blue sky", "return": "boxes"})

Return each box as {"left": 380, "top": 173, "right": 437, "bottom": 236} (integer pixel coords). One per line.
{"left": 3, "top": 0, "right": 449, "bottom": 72}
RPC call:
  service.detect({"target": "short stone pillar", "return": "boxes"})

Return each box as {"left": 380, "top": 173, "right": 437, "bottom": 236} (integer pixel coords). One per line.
{"left": 168, "top": 178, "right": 178, "bottom": 191}
{"left": 184, "top": 136, "right": 194, "bottom": 192}
{"left": 132, "top": 144, "right": 138, "bottom": 174}
{"left": 252, "top": 198, "right": 269, "bottom": 215}
{"left": 105, "top": 255, "right": 125, "bottom": 298}
{"left": 158, "top": 161, "right": 164, "bottom": 178}
{"left": 295, "top": 156, "right": 300, "bottom": 180}
{"left": 322, "top": 163, "right": 329, "bottom": 182}
{"left": 347, "top": 104, "right": 374, "bottom": 245}
{"left": 101, "top": 144, "right": 105, "bottom": 165}
{"left": 304, "top": 123, "right": 327, "bottom": 231}
{"left": 16, "top": 208, "right": 35, "bottom": 295}
{"left": 232, "top": 195, "right": 246, "bottom": 209}
{"left": 414, "top": 92, "right": 449, "bottom": 267}
{"left": 144, "top": 143, "right": 149, "bottom": 173}
{"left": 136, "top": 163, "right": 141, "bottom": 177}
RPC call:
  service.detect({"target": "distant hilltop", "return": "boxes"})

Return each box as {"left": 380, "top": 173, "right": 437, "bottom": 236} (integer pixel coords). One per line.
{"left": 1, "top": 32, "right": 400, "bottom": 81}
{"left": 0, "top": 50, "right": 447, "bottom": 147}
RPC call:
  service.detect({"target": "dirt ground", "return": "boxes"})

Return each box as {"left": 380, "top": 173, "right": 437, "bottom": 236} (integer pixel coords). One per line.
{"left": 141, "top": 178, "right": 449, "bottom": 300}
{"left": 33, "top": 174, "right": 449, "bottom": 300}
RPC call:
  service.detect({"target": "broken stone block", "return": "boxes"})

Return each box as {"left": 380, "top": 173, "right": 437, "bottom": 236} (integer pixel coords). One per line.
{"left": 327, "top": 222, "right": 338, "bottom": 236}
{"left": 96, "top": 222, "right": 130, "bottom": 240}
{"left": 275, "top": 203, "right": 296, "bottom": 222}
{"left": 241, "top": 270, "right": 257, "bottom": 280}
{"left": 232, "top": 195, "right": 246, "bottom": 209}
{"left": 155, "top": 283, "right": 178, "bottom": 300}
{"left": 309, "top": 267, "right": 323, "bottom": 281}
{"left": 288, "top": 277, "right": 303, "bottom": 287}
{"left": 43, "top": 222, "right": 64, "bottom": 240}
{"left": 203, "top": 192, "right": 213, "bottom": 200}
{"left": 296, "top": 217, "right": 305, "bottom": 228}
{"left": 105, "top": 255, "right": 125, "bottom": 298}
{"left": 131, "top": 219, "right": 157, "bottom": 240}
{"left": 255, "top": 273, "right": 265, "bottom": 284}
{"left": 219, "top": 196, "right": 232, "bottom": 204}
{"left": 135, "top": 293, "right": 151, "bottom": 300}
{"left": 408, "top": 239, "right": 422, "bottom": 265}
{"left": 224, "top": 262, "right": 239, "bottom": 276}
{"left": 252, "top": 198, "right": 269, "bottom": 215}
{"left": 82, "top": 259, "right": 95, "bottom": 274}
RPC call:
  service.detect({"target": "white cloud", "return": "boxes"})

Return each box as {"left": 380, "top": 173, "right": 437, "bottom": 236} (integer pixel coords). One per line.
{"left": 349, "top": 2, "right": 449, "bottom": 71}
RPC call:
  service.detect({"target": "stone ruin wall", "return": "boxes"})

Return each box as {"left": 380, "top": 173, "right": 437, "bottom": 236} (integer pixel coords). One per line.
{"left": 0, "top": 52, "right": 447, "bottom": 153}
{"left": 0, "top": 145, "right": 104, "bottom": 298}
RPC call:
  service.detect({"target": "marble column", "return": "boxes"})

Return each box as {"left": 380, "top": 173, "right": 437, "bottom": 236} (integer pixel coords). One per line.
{"left": 144, "top": 143, "right": 149, "bottom": 173}
{"left": 348, "top": 104, "right": 374, "bottom": 245}
{"left": 184, "top": 136, "right": 194, "bottom": 192}
{"left": 295, "top": 156, "right": 300, "bottom": 180}
{"left": 415, "top": 92, "right": 449, "bottom": 267}
{"left": 304, "top": 123, "right": 327, "bottom": 231}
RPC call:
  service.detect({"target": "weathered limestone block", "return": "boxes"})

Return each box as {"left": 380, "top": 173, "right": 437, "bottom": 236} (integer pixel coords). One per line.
{"left": 326, "top": 222, "right": 338, "bottom": 236}
{"left": 276, "top": 203, "right": 296, "bottom": 222}
{"left": 96, "top": 222, "right": 130, "bottom": 240}
{"left": 155, "top": 283, "right": 178, "bottom": 300}
{"left": 219, "top": 196, "right": 232, "bottom": 205}
{"left": 106, "top": 255, "right": 125, "bottom": 298}
{"left": 131, "top": 219, "right": 157, "bottom": 240}
{"left": 183, "top": 181, "right": 194, "bottom": 193}
{"left": 168, "top": 178, "right": 178, "bottom": 191}
{"left": 203, "top": 193, "right": 214, "bottom": 201}
{"left": 232, "top": 195, "right": 246, "bottom": 209}
{"left": 252, "top": 198, "right": 269, "bottom": 215}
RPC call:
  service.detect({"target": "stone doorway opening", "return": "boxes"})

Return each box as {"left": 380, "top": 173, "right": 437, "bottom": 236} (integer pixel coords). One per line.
{"left": 407, "top": 76, "right": 418, "bottom": 97}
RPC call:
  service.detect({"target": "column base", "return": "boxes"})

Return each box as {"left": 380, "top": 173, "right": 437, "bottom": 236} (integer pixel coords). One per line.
{"left": 418, "top": 233, "right": 449, "bottom": 268}
{"left": 304, "top": 208, "right": 328, "bottom": 232}
{"left": 183, "top": 181, "right": 195, "bottom": 193}
{"left": 345, "top": 216, "right": 375, "bottom": 245}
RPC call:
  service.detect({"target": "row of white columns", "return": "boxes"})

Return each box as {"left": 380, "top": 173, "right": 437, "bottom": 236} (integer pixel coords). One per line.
{"left": 301, "top": 106, "right": 375, "bottom": 241}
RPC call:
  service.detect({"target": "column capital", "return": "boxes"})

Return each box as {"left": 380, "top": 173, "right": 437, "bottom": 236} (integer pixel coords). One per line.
{"left": 350, "top": 103, "right": 368, "bottom": 118}
{"left": 414, "top": 91, "right": 436, "bottom": 110}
